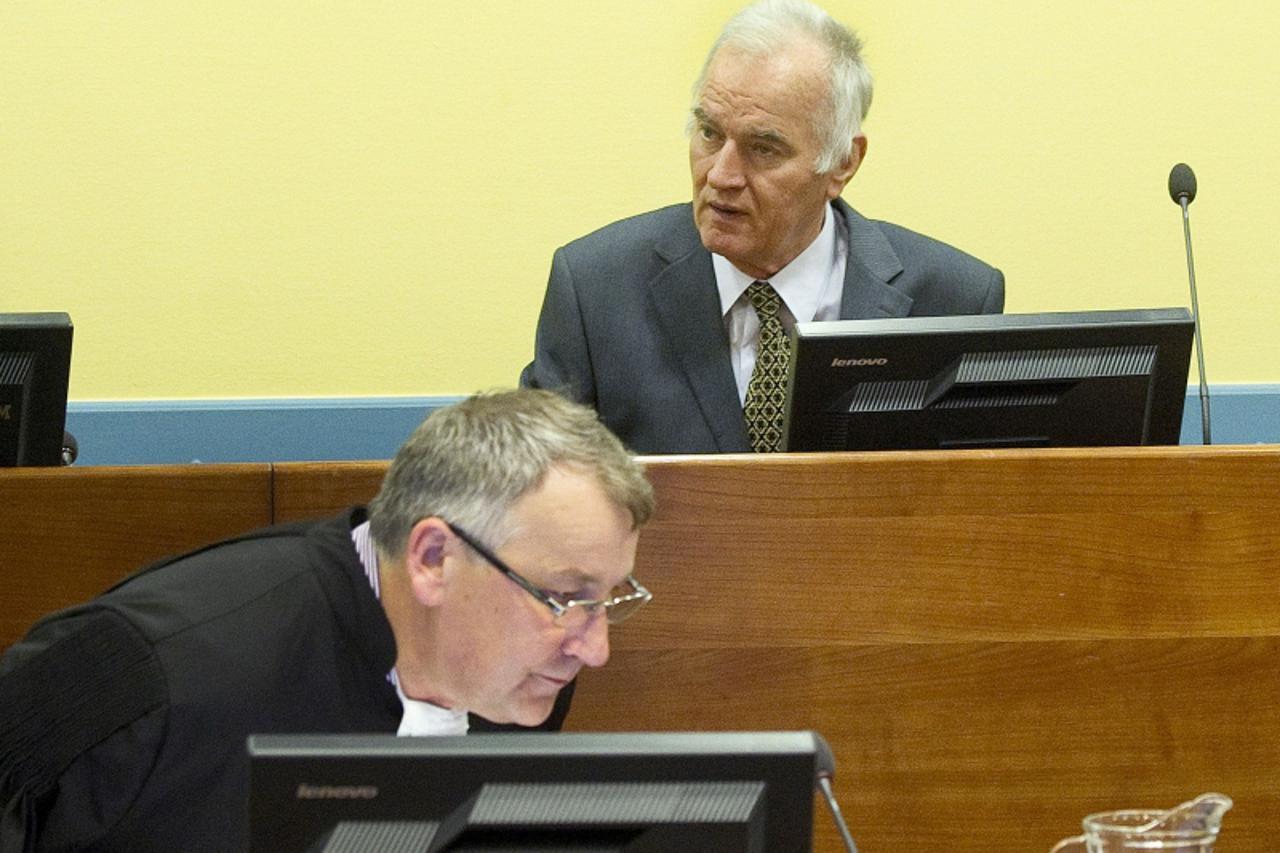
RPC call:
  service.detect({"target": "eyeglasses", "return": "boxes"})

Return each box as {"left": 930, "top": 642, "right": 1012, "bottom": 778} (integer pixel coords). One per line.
{"left": 445, "top": 522, "right": 652, "bottom": 628}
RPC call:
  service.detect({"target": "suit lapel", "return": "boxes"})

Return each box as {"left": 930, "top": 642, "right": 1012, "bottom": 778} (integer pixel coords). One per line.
{"left": 834, "top": 198, "right": 915, "bottom": 319}
{"left": 648, "top": 214, "right": 751, "bottom": 452}
{"left": 643, "top": 200, "right": 904, "bottom": 450}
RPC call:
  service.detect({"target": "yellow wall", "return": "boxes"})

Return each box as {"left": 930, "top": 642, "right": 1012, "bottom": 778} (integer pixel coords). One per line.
{"left": 3, "top": 1, "right": 1277, "bottom": 399}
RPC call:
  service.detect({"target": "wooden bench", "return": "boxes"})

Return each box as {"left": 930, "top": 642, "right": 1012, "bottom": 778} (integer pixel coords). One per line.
{"left": 4, "top": 445, "right": 1278, "bottom": 851}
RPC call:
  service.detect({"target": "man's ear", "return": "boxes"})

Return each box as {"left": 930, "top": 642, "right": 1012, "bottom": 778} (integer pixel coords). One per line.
{"left": 403, "top": 517, "right": 452, "bottom": 607}
{"left": 826, "top": 133, "right": 867, "bottom": 199}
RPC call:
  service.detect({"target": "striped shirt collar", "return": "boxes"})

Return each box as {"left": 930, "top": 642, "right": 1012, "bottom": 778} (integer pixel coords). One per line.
{"left": 351, "top": 519, "right": 469, "bottom": 736}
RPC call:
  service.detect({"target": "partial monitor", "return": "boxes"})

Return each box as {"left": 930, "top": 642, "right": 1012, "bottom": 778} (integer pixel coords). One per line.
{"left": 248, "top": 731, "right": 827, "bottom": 853}
{"left": 783, "top": 307, "right": 1194, "bottom": 452}
{"left": 0, "top": 312, "right": 73, "bottom": 467}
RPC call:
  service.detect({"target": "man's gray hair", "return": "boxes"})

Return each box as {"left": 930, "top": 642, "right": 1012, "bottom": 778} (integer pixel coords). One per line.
{"left": 368, "top": 389, "right": 655, "bottom": 558}
{"left": 692, "top": 0, "right": 874, "bottom": 174}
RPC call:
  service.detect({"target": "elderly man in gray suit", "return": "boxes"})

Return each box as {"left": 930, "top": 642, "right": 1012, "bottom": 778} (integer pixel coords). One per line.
{"left": 521, "top": 0, "right": 1004, "bottom": 455}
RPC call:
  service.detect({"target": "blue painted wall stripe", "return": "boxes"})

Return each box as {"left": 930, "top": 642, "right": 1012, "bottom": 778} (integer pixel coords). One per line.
{"left": 64, "top": 386, "right": 1279, "bottom": 466}
{"left": 65, "top": 397, "right": 465, "bottom": 466}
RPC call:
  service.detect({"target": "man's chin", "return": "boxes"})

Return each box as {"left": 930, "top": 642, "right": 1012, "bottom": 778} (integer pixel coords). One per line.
{"left": 503, "top": 697, "right": 557, "bottom": 728}
{"left": 697, "top": 227, "right": 748, "bottom": 262}
{"left": 478, "top": 685, "right": 561, "bottom": 728}
{"left": 699, "top": 234, "right": 771, "bottom": 278}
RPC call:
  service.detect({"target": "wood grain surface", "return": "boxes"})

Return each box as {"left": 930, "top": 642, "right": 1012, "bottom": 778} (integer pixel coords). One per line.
{"left": 563, "top": 446, "right": 1280, "bottom": 851}
{"left": 3, "top": 445, "right": 1277, "bottom": 850}
{"left": 272, "top": 460, "right": 386, "bottom": 522}
{"left": 0, "top": 464, "right": 272, "bottom": 652}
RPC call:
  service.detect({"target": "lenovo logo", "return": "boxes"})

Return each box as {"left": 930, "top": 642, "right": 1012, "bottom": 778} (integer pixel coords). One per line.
{"left": 830, "top": 357, "right": 888, "bottom": 368}
{"left": 295, "top": 784, "right": 379, "bottom": 800}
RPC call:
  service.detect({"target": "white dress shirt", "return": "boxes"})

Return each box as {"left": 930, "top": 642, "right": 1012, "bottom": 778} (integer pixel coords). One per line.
{"left": 714, "top": 202, "right": 849, "bottom": 404}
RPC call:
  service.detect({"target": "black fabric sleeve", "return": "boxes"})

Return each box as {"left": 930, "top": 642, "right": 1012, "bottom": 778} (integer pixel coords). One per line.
{"left": 0, "top": 609, "right": 167, "bottom": 853}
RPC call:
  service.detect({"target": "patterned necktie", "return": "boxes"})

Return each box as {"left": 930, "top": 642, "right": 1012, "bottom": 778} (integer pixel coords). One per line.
{"left": 743, "top": 280, "right": 790, "bottom": 452}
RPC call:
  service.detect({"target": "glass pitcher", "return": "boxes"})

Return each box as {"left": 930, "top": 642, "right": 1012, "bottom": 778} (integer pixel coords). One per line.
{"left": 1050, "top": 793, "right": 1232, "bottom": 852}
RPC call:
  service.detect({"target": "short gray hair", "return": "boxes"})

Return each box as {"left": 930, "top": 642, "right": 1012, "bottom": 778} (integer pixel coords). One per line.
{"left": 368, "top": 389, "right": 655, "bottom": 558}
{"left": 692, "top": 0, "right": 874, "bottom": 174}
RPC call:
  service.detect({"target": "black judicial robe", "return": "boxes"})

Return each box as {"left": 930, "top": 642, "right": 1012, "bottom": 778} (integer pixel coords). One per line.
{"left": 0, "top": 509, "right": 571, "bottom": 853}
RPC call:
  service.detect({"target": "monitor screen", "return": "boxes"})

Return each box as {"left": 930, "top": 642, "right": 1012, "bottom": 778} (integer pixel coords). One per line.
{"left": 248, "top": 731, "right": 826, "bottom": 853}
{"left": 0, "top": 312, "right": 73, "bottom": 467}
{"left": 783, "top": 307, "right": 1194, "bottom": 452}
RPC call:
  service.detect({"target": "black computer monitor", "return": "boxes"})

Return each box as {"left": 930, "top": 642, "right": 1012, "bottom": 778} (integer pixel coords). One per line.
{"left": 0, "top": 312, "right": 73, "bottom": 467}
{"left": 782, "top": 307, "right": 1194, "bottom": 452}
{"left": 248, "top": 731, "right": 826, "bottom": 853}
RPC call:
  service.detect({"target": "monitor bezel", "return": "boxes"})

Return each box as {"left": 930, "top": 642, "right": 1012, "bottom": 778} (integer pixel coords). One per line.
{"left": 248, "top": 730, "right": 823, "bottom": 853}
{"left": 782, "top": 307, "right": 1194, "bottom": 452}
{"left": 0, "top": 312, "right": 73, "bottom": 467}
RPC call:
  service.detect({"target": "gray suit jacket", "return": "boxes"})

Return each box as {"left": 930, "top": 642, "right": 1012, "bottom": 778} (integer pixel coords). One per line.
{"left": 520, "top": 198, "right": 1004, "bottom": 454}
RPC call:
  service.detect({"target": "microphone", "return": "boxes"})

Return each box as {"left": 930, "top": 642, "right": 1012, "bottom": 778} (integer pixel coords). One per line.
{"left": 1168, "top": 162, "right": 1196, "bottom": 204}
{"left": 1168, "top": 163, "right": 1211, "bottom": 444}
{"left": 813, "top": 732, "right": 859, "bottom": 853}
{"left": 61, "top": 430, "right": 78, "bottom": 466}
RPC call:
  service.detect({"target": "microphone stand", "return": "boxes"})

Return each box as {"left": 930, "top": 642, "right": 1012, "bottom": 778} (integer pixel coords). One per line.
{"left": 817, "top": 774, "right": 859, "bottom": 853}
{"left": 1176, "top": 185, "right": 1212, "bottom": 444}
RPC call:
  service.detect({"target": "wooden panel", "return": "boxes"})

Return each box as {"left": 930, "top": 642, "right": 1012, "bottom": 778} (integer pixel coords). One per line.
{"left": 10, "top": 447, "right": 1267, "bottom": 849}
{"left": 622, "top": 446, "right": 1280, "bottom": 645}
{"left": 271, "top": 461, "right": 387, "bottom": 523}
{"left": 572, "top": 640, "right": 1280, "bottom": 852}
{"left": 561, "top": 445, "right": 1280, "bottom": 852}
{"left": 0, "top": 464, "right": 272, "bottom": 652}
